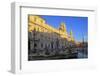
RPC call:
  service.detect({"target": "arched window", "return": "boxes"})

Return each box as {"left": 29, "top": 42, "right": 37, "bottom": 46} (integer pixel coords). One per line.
{"left": 34, "top": 17, "right": 36, "bottom": 22}
{"left": 38, "top": 27, "right": 39, "bottom": 31}
{"left": 41, "top": 43, "right": 43, "bottom": 48}
{"left": 34, "top": 43, "right": 37, "bottom": 48}
{"left": 34, "top": 27, "right": 36, "bottom": 31}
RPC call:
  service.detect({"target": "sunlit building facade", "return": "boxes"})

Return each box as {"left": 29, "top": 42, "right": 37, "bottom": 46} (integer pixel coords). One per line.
{"left": 28, "top": 15, "right": 75, "bottom": 56}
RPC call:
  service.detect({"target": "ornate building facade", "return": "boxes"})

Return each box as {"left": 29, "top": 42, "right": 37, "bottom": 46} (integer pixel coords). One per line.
{"left": 28, "top": 15, "right": 75, "bottom": 57}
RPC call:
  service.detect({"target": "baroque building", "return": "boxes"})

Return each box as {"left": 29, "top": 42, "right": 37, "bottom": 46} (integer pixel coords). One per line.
{"left": 28, "top": 15, "right": 75, "bottom": 57}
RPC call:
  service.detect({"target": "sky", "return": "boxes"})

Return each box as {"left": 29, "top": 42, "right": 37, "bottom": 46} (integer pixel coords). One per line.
{"left": 41, "top": 15, "right": 88, "bottom": 42}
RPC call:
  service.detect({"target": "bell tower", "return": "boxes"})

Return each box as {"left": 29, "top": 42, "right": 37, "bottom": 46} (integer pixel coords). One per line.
{"left": 70, "top": 30, "right": 74, "bottom": 41}
{"left": 70, "top": 30, "right": 73, "bottom": 37}
{"left": 59, "top": 22, "right": 67, "bottom": 33}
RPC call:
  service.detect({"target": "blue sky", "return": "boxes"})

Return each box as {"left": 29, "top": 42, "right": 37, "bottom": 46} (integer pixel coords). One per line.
{"left": 41, "top": 15, "right": 88, "bottom": 42}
